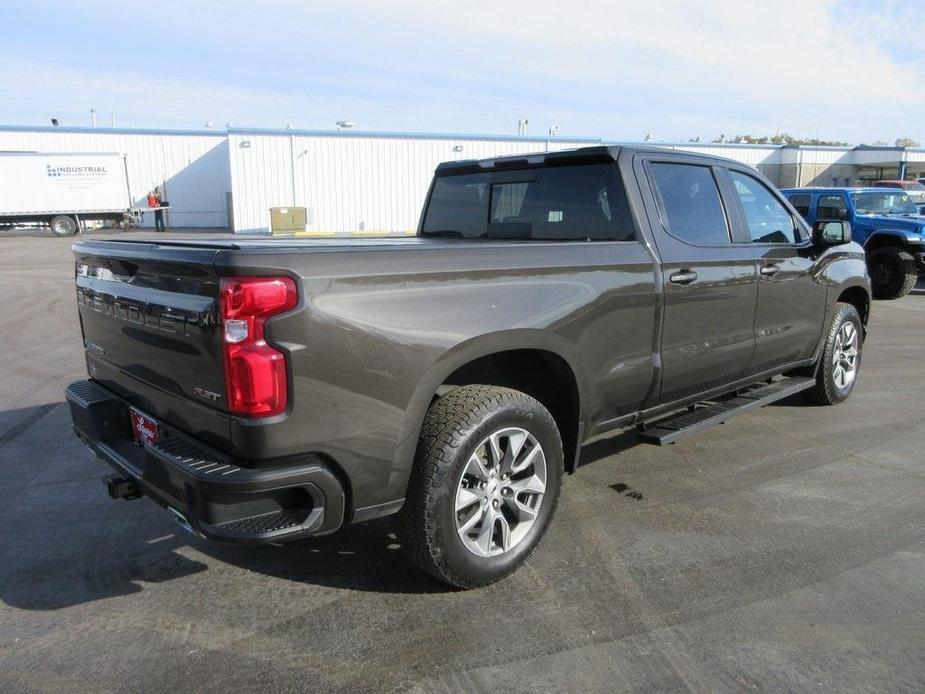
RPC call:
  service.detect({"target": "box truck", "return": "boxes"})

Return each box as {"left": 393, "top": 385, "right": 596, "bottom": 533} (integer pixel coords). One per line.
{"left": 0, "top": 152, "right": 133, "bottom": 236}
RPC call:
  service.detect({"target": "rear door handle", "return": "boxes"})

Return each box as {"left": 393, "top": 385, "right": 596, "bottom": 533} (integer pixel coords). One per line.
{"left": 669, "top": 270, "right": 698, "bottom": 285}
{"left": 760, "top": 264, "right": 780, "bottom": 277}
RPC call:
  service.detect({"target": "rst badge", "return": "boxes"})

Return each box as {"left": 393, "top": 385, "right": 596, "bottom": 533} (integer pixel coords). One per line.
{"left": 194, "top": 387, "right": 222, "bottom": 402}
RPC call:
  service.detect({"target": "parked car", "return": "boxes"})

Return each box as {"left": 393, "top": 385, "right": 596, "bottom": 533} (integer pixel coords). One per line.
{"left": 872, "top": 179, "right": 925, "bottom": 203}
{"left": 781, "top": 186, "right": 924, "bottom": 299}
{"left": 66, "top": 146, "right": 870, "bottom": 588}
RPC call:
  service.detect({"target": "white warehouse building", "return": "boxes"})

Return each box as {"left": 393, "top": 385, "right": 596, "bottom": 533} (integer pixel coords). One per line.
{"left": 2, "top": 125, "right": 924, "bottom": 235}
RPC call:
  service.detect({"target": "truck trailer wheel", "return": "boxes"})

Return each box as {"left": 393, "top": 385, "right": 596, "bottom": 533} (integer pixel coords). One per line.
{"left": 803, "top": 302, "right": 863, "bottom": 406}
{"left": 398, "top": 385, "right": 563, "bottom": 588}
{"left": 867, "top": 246, "right": 917, "bottom": 299}
{"left": 49, "top": 215, "right": 79, "bottom": 237}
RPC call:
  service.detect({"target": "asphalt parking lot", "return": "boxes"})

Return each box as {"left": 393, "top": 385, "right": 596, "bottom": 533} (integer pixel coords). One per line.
{"left": 1, "top": 229, "right": 924, "bottom": 693}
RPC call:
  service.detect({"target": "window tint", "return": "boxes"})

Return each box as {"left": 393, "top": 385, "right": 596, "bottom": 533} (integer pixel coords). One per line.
{"left": 818, "top": 194, "right": 848, "bottom": 220}
{"left": 421, "top": 164, "right": 634, "bottom": 241}
{"left": 786, "top": 194, "right": 811, "bottom": 218}
{"left": 729, "top": 171, "right": 798, "bottom": 244}
{"left": 487, "top": 164, "right": 632, "bottom": 241}
{"left": 421, "top": 173, "right": 490, "bottom": 238}
{"left": 649, "top": 163, "right": 730, "bottom": 245}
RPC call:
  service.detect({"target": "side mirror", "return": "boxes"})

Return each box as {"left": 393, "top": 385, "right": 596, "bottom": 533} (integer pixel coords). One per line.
{"left": 813, "top": 219, "right": 852, "bottom": 246}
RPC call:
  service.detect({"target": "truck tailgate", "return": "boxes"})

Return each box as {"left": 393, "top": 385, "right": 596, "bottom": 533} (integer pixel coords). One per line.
{"left": 73, "top": 240, "right": 226, "bottom": 428}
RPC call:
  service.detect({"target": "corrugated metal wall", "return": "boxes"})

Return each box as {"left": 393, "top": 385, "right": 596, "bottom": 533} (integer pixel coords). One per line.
{"left": 4, "top": 126, "right": 920, "bottom": 233}
{"left": 0, "top": 127, "right": 229, "bottom": 228}
{"left": 227, "top": 131, "right": 602, "bottom": 234}
{"left": 658, "top": 143, "right": 782, "bottom": 166}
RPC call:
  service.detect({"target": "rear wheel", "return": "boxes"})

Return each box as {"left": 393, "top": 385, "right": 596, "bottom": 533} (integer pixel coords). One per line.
{"left": 49, "top": 215, "right": 78, "bottom": 237}
{"left": 803, "top": 302, "right": 863, "bottom": 405}
{"left": 867, "top": 246, "right": 917, "bottom": 299}
{"left": 398, "top": 385, "right": 563, "bottom": 588}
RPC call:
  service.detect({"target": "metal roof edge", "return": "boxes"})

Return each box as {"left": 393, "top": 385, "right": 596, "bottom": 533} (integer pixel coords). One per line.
{"left": 226, "top": 126, "right": 603, "bottom": 143}
{"left": 605, "top": 140, "right": 784, "bottom": 150}
{"left": 0, "top": 125, "right": 226, "bottom": 137}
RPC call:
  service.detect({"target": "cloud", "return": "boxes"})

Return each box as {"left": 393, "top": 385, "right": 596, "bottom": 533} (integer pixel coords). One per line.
{"left": 2, "top": 0, "right": 923, "bottom": 143}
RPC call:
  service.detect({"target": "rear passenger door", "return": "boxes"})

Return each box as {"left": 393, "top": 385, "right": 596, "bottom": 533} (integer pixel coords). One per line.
{"left": 637, "top": 155, "right": 758, "bottom": 403}
{"left": 725, "top": 169, "right": 827, "bottom": 369}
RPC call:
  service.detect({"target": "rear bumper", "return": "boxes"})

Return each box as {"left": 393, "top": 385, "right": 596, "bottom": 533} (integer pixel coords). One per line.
{"left": 66, "top": 380, "right": 345, "bottom": 543}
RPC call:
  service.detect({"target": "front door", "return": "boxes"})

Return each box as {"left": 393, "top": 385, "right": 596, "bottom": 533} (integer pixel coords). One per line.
{"left": 725, "top": 169, "right": 827, "bottom": 369}
{"left": 638, "top": 157, "right": 758, "bottom": 404}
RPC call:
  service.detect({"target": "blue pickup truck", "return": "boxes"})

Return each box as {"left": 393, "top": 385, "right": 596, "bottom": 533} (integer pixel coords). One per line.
{"left": 781, "top": 187, "right": 925, "bottom": 299}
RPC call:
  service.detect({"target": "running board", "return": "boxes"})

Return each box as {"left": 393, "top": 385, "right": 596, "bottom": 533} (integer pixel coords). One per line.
{"left": 637, "top": 376, "right": 815, "bottom": 446}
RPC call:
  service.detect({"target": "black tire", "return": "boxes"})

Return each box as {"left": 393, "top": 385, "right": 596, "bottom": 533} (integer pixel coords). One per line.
{"left": 398, "top": 385, "right": 563, "bottom": 589}
{"left": 49, "top": 215, "right": 78, "bottom": 237}
{"left": 867, "top": 246, "right": 917, "bottom": 299}
{"left": 803, "top": 302, "right": 863, "bottom": 406}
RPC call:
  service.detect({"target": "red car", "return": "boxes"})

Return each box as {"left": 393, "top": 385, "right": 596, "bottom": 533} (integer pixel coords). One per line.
{"left": 872, "top": 179, "right": 925, "bottom": 203}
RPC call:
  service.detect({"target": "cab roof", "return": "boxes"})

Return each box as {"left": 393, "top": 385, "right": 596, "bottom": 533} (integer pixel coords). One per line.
{"left": 434, "top": 144, "right": 746, "bottom": 176}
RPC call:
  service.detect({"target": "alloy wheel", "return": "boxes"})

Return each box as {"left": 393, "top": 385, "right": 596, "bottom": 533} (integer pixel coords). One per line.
{"left": 831, "top": 321, "right": 859, "bottom": 390}
{"left": 454, "top": 427, "right": 547, "bottom": 558}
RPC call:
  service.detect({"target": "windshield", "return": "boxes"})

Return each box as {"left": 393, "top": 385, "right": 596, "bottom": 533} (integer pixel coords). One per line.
{"left": 850, "top": 192, "right": 918, "bottom": 215}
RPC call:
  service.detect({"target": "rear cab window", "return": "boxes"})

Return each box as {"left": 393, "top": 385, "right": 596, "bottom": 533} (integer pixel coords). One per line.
{"left": 421, "top": 164, "right": 635, "bottom": 241}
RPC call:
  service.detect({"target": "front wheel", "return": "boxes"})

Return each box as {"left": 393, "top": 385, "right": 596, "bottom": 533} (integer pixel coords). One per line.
{"left": 867, "top": 246, "right": 917, "bottom": 299}
{"left": 803, "top": 302, "right": 863, "bottom": 405}
{"left": 398, "top": 385, "right": 563, "bottom": 588}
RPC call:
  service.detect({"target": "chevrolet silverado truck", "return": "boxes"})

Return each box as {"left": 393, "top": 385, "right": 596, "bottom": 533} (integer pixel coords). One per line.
{"left": 781, "top": 186, "right": 924, "bottom": 299}
{"left": 67, "top": 146, "right": 870, "bottom": 588}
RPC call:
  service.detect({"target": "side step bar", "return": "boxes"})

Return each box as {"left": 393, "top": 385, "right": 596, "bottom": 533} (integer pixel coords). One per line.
{"left": 637, "top": 376, "right": 815, "bottom": 446}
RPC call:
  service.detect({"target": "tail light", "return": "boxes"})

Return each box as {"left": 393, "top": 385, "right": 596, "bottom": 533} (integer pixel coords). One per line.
{"left": 219, "top": 276, "right": 297, "bottom": 417}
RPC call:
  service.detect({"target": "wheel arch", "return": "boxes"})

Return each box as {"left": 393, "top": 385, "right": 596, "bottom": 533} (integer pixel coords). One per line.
{"left": 864, "top": 230, "right": 913, "bottom": 252}
{"left": 836, "top": 284, "right": 871, "bottom": 330}
{"left": 394, "top": 331, "right": 585, "bottom": 494}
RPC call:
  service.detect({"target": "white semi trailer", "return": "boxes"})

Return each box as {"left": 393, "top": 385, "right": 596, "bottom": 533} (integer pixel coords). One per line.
{"left": 0, "top": 152, "right": 133, "bottom": 236}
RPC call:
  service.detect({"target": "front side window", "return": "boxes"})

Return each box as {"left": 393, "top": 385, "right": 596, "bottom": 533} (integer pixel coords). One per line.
{"left": 649, "top": 162, "right": 730, "bottom": 245}
{"left": 817, "top": 194, "right": 848, "bottom": 220}
{"left": 729, "top": 171, "right": 798, "bottom": 243}
{"left": 421, "top": 164, "right": 633, "bottom": 241}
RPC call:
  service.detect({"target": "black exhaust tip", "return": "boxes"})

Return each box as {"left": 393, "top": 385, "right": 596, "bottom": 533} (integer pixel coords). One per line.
{"left": 105, "top": 476, "right": 140, "bottom": 500}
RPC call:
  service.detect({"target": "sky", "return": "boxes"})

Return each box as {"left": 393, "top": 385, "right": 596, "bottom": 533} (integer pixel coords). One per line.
{"left": 2, "top": 0, "right": 924, "bottom": 144}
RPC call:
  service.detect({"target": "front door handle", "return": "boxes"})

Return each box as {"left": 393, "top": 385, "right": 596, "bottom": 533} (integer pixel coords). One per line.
{"left": 760, "top": 264, "right": 781, "bottom": 277}
{"left": 669, "top": 270, "right": 698, "bottom": 285}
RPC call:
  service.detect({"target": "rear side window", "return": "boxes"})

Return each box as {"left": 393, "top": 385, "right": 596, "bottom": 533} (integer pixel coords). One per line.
{"left": 818, "top": 194, "right": 848, "bottom": 220}
{"left": 649, "top": 162, "right": 730, "bottom": 245}
{"left": 786, "top": 194, "right": 811, "bottom": 218}
{"left": 421, "top": 164, "right": 634, "bottom": 241}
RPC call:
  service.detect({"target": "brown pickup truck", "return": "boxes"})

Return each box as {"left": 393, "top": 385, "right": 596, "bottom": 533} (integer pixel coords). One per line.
{"left": 67, "top": 145, "right": 870, "bottom": 587}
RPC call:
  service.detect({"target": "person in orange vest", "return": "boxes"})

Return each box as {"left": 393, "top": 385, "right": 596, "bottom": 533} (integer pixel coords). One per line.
{"left": 148, "top": 188, "right": 165, "bottom": 231}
